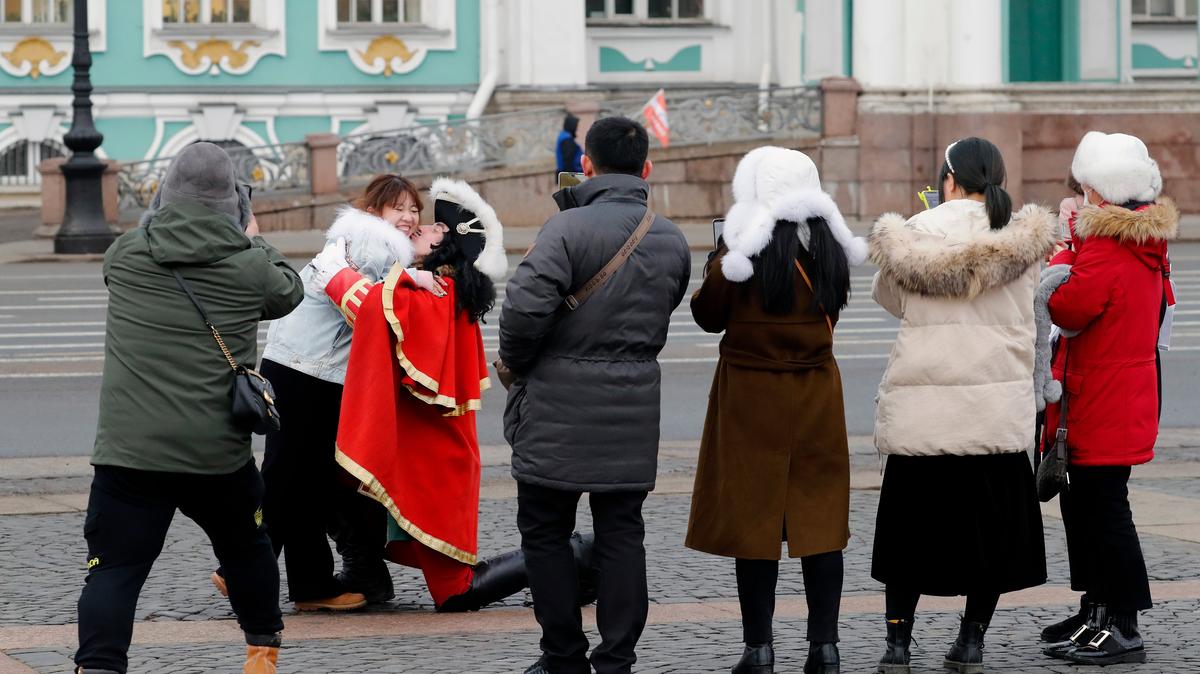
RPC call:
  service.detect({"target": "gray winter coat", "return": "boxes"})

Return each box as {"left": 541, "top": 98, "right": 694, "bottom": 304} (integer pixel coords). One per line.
{"left": 499, "top": 173, "right": 691, "bottom": 491}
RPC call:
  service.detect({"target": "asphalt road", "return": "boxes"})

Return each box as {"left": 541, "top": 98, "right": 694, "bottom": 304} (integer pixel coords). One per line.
{"left": 3, "top": 246, "right": 1200, "bottom": 458}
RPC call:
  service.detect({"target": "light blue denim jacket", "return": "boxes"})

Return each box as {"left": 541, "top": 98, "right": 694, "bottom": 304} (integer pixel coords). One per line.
{"left": 262, "top": 207, "right": 413, "bottom": 384}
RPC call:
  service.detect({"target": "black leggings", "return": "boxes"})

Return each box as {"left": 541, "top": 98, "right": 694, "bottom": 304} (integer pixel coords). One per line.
{"left": 884, "top": 585, "right": 1000, "bottom": 626}
{"left": 736, "top": 550, "right": 843, "bottom": 645}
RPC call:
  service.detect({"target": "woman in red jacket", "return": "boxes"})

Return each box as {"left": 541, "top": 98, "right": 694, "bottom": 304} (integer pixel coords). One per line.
{"left": 1041, "top": 131, "right": 1177, "bottom": 666}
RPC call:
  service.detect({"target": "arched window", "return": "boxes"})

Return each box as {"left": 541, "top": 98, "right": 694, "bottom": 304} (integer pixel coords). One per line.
{"left": 0, "top": 139, "right": 68, "bottom": 186}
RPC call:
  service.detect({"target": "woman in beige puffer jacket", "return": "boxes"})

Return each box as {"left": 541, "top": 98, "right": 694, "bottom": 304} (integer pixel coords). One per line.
{"left": 868, "top": 137, "right": 1056, "bottom": 674}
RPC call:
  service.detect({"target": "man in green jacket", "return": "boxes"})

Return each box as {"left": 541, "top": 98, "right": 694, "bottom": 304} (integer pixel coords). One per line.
{"left": 75, "top": 143, "right": 303, "bottom": 674}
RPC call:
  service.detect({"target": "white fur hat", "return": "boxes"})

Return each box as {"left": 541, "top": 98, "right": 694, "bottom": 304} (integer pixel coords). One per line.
{"left": 1071, "top": 131, "right": 1162, "bottom": 205}
{"left": 720, "top": 146, "right": 869, "bottom": 282}
{"left": 428, "top": 177, "right": 507, "bottom": 281}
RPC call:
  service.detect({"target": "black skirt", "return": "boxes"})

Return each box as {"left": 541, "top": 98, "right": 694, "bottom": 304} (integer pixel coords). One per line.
{"left": 871, "top": 452, "right": 1047, "bottom": 596}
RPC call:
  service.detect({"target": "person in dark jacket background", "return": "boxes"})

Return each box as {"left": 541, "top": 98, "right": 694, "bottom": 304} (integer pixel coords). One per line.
{"left": 75, "top": 142, "right": 303, "bottom": 674}
{"left": 499, "top": 116, "right": 691, "bottom": 674}
{"left": 555, "top": 113, "right": 584, "bottom": 174}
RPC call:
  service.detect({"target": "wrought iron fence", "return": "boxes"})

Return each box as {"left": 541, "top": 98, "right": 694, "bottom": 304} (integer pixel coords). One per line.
{"left": 117, "top": 140, "right": 309, "bottom": 210}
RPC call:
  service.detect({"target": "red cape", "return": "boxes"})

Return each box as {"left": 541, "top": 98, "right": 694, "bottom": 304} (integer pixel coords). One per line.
{"left": 336, "top": 265, "right": 490, "bottom": 565}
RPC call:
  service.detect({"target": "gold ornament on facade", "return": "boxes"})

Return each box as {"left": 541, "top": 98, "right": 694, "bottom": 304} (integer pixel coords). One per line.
{"left": 384, "top": 150, "right": 399, "bottom": 165}
{"left": 358, "top": 36, "right": 415, "bottom": 76}
{"left": 1, "top": 37, "right": 67, "bottom": 79}
{"left": 168, "top": 39, "right": 261, "bottom": 73}
{"left": 250, "top": 165, "right": 265, "bottom": 182}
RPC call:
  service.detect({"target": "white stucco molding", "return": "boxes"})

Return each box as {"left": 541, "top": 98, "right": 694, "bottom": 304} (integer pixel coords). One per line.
{"left": 143, "top": 0, "right": 286, "bottom": 76}
{"left": 0, "top": 0, "right": 107, "bottom": 79}
{"left": 317, "top": 0, "right": 455, "bottom": 77}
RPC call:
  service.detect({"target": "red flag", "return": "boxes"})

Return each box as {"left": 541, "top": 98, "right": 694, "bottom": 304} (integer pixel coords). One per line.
{"left": 642, "top": 89, "right": 670, "bottom": 147}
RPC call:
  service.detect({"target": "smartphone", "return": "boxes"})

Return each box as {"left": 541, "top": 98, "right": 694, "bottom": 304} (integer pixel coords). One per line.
{"left": 712, "top": 218, "right": 725, "bottom": 247}
{"left": 918, "top": 186, "right": 940, "bottom": 210}
{"left": 557, "top": 171, "right": 585, "bottom": 190}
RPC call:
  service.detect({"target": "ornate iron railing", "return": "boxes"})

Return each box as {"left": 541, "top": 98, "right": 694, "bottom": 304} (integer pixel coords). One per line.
{"left": 117, "top": 141, "right": 309, "bottom": 210}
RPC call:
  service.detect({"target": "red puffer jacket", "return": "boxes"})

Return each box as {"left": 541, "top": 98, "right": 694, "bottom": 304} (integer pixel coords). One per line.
{"left": 1045, "top": 200, "right": 1177, "bottom": 466}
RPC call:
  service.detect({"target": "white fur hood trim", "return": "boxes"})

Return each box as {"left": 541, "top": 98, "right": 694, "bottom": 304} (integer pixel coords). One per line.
{"left": 721, "top": 189, "right": 869, "bottom": 282}
{"left": 325, "top": 206, "right": 413, "bottom": 272}
{"left": 429, "top": 177, "right": 507, "bottom": 281}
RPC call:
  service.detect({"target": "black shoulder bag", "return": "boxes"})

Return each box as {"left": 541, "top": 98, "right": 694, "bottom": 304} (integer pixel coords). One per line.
{"left": 171, "top": 269, "right": 281, "bottom": 435}
{"left": 1036, "top": 340, "right": 1070, "bottom": 502}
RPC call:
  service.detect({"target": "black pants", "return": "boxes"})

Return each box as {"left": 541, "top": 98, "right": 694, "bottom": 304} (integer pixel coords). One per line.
{"left": 1060, "top": 465, "right": 1152, "bottom": 611}
{"left": 736, "top": 550, "right": 843, "bottom": 646}
{"left": 76, "top": 461, "right": 283, "bottom": 674}
{"left": 885, "top": 585, "right": 1000, "bottom": 626}
{"left": 517, "top": 482, "right": 648, "bottom": 674}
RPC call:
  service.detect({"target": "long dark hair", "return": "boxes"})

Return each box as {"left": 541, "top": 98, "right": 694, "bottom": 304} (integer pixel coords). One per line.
{"left": 753, "top": 218, "right": 850, "bottom": 315}
{"left": 420, "top": 238, "right": 496, "bottom": 324}
{"left": 939, "top": 137, "right": 1013, "bottom": 230}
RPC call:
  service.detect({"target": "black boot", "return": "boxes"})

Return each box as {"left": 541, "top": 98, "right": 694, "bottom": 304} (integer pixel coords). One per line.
{"left": 570, "top": 531, "right": 598, "bottom": 606}
{"left": 1043, "top": 602, "right": 1106, "bottom": 659}
{"left": 328, "top": 495, "right": 394, "bottom": 604}
{"left": 1040, "top": 593, "right": 1089, "bottom": 642}
{"left": 943, "top": 620, "right": 986, "bottom": 674}
{"left": 1065, "top": 612, "right": 1146, "bottom": 665}
{"left": 731, "top": 642, "right": 774, "bottom": 674}
{"left": 803, "top": 642, "right": 839, "bottom": 674}
{"left": 436, "top": 547, "right": 527, "bottom": 613}
{"left": 877, "top": 619, "right": 912, "bottom": 674}
{"left": 76, "top": 669, "right": 121, "bottom": 674}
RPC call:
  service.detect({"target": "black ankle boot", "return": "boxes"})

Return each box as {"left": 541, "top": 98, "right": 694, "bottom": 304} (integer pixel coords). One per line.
{"left": 803, "top": 642, "right": 839, "bottom": 674}
{"left": 436, "top": 547, "right": 527, "bottom": 612}
{"left": 943, "top": 620, "right": 986, "bottom": 673}
{"left": 1044, "top": 602, "right": 1106, "bottom": 659}
{"left": 732, "top": 642, "right": 774, "bottom": 674}
{"left": 570, "top": 531, "right": 599, "bottom": 606}
{"left": 877, "top": 619, "right": 912, "bottom": 674}
{"left": 329, "top": 500, "right": 394, "bottom": 604}
{"left": 1040, "top": 593, "right": 1089, "bottom": 642}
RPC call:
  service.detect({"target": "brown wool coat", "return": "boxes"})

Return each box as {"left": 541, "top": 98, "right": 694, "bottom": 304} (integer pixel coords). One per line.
{"left": 684, "top": 252, "right": 850, "bottom": 560}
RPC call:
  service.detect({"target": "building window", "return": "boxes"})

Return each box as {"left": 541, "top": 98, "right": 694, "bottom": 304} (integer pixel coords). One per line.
{"left": 162, "top": 0, "right": 253, "bottom": 24}
{"left": 0, "top": 139, "right": 67, "bottom": 187}
{"left": 587, "top": 0, "right": 705, "bottom": 21}
{"left": 337, "top": 0, "right": 421, "bottom": 25}
{"left": 0, "top": 0, "right": 71, "bottom": 24}
{"left": 1132, "top": 0, "right": 1198, "bottom": 21}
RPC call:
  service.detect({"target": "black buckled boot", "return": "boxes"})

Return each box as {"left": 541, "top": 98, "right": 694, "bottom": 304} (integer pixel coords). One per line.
{"left": 1044, "top": 602, "right": 1106, "bottom": 659}
{"left": 1066, "top": 612, "right": 1146, "bottom": 665}
{"left": 1041, "top": 593, "right": 1089, "bottom": 642}
{"left": 943, "top": 620, "right": 986, "bottom": 673}
{"left": 802, "top": 642, "right": 839, "bottom": 674}
{"left": 436, "top": 547, "right": 527, "bottom": 613}
{"left": 731, "top": 642, "right": 774, "bottom": 673}
{"left": 877, "top": 619, "right": 912, "bottom": 674}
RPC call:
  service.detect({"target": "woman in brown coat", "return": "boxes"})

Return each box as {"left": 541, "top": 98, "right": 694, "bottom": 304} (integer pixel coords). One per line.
{"left": 686, "top": 146, "right": 868, "bottom": 674}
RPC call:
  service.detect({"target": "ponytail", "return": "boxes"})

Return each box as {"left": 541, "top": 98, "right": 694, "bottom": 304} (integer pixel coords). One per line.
{"left": 983, "top": 182, "right": 1013, "bottom": 231}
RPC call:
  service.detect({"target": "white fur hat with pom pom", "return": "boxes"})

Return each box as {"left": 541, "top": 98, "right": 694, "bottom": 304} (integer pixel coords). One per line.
{"left": 1071, "top": 131, "right": 1162, "bottom": 205}
{"left": 720, "top": 146, "right": 868, "bottom": 282}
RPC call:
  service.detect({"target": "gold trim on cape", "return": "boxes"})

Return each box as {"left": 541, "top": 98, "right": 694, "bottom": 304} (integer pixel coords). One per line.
{"left": 335, "top": 446, "right": 477, "bottom": 565}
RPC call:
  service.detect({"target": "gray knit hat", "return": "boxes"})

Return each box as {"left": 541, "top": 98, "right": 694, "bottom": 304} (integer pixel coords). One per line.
{"left": 143, "top": 142, "right": 250, "bottom": 229}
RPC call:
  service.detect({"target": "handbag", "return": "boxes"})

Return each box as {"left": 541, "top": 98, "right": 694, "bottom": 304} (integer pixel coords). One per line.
{"left": 1036, "top": 340, "right": 1070, "bottom": 502}
{"left": 493, "top": 206, "right": 657, "bottom": 390}
{"left": 171, "top": 269, "right": 281, "bottom": 435}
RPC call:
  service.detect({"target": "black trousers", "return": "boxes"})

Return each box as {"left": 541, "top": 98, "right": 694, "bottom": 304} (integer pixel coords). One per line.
{"left": 517, "top": 482, "right": 648, "bottom": 674}
{"left": 1060, "top": 465, "right": 1152, "bottom": 611}
{"left": 736, "top": 550, "right": 843, "bottom": 646}
{"left": 76, "top": 461, "right": 283, "bottom": 674}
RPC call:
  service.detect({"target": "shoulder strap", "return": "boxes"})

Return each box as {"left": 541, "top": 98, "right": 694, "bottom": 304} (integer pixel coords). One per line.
{"left": 793, "top": 260, "right": 834, "bottom": 335}
{"left": 171, "top": 269, "right": 241, "bottom": 372}
{"left": 564, "top": 206, "right": 656, "bottom": 311}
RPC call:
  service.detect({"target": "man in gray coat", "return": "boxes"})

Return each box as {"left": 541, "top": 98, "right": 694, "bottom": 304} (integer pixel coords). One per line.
{"left": 500, "top": 117, "right": 691, "bottom": 674}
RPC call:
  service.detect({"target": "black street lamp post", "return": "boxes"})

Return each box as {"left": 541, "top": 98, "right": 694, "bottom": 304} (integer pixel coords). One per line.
{"left": 54, "top": 0, "right": 115, "bottom": 254}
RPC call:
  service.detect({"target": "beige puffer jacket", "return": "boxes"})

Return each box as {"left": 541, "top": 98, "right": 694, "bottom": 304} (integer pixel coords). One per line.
{"left": 870, "top": 199, "right": 1057, "bottom": 456}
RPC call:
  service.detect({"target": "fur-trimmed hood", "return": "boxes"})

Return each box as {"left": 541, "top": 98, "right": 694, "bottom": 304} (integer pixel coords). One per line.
{"left": 870, "top": 200, "right": 1057, "bottom": 300}
{"left": 429, "top": 177, "right": 506, "bottom": 281}
{"left": 720, "top": 146, "right": 868, "bottom": 282}
{"left": 1075, "top": 198, "right": 1178, "bottom": 244}
{"left": 326, "top": 206, "right": 414, "bottom": 279}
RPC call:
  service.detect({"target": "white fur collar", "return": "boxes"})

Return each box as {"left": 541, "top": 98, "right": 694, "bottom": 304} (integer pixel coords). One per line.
{"left": 326, "top": 206, "right": 414, "bottom": 274}
{"left": 429, "top": 177, "right": 507, "bottom": 281}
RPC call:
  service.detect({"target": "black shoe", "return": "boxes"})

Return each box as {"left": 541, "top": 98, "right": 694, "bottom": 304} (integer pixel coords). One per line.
{"left": 437, "top": 547, "right": 527, "bottom": 612}
{"left": 1043, "top": 603, "right": 1106, "bottom": 659}
{"left": 523, "top": 657, "right": 551, "bottom": 674}
{"left": 943, "top": 620, "right": 986, "bottom": 674}
{"left": 570, "top": 531, "right": 598, "bottom": 606}
{"left": 732, "top": 642, "right": 774, "bottom": 674}
{"left": 1065, "top": 623, "right": 1147, "bottom": 665}
{"left": 803, "top": 642, "right": 839, "bottom": 674}
{"left": 328, "top": 500, "right": 395, "bottom": 604}
{"left": 76, "top": 669, "right": 121, "bottom": 674}
{"left": 1040, "top": 593, "right": 1089, "bottom": 642}
{"left": 334, "top": 567, "right": 394, "bottom": 604}
{"left": 877, "top": 619, "right": 912, "bottom": 674}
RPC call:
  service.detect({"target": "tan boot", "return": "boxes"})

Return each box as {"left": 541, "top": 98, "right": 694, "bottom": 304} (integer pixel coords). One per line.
{"left": 294, "top": 592, "right": 367, "bottom": 612}
{"left": 211, "top": 571, "right": 229, "bottom": 598}
{"left": 243, "top": 644, "right": 278, "bottom": 674}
